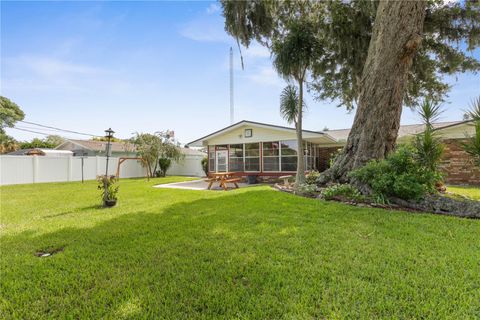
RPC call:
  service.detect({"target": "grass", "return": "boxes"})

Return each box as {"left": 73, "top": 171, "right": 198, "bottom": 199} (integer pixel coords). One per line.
{"left": 447, "top": 185, "right": 480, "bottom": 200}
{"left": 1, "top": 177, "right": 479, "bottom": 319}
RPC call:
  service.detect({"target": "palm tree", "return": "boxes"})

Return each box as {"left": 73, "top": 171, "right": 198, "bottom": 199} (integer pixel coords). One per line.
{"left": 273, "top": 20, "right": 320, "bottom": 185}
{"left": 280, "top": 85, "right": 301, "bottom": 126}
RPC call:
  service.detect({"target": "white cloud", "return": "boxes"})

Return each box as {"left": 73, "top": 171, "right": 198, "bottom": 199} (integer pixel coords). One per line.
{"left": 245, "top": 65, "right": 284, "bottom": 88}
{"left": 179, "top": 16, "right": 230, "bottom": 43}
{"left": 206, "top": 3, "right": 220, "bottom": 15}
{"left": 2, "top": 55, "right": 136, "bottom": 94}
{"left": 16, "top": 56, "right": 101, "bottom": 78}
{"left": 243, "top": 43, "right": 270, "bottom": 59}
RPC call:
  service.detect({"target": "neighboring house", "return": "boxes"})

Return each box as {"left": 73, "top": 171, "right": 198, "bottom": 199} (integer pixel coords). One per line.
{"left": 55, "top": 139, "right": 136, "bottom": 157}
{"left": 187, "top": 120, "right": 478, "bottom": 185}
{"left": 7, "top": 148, "right": 73, "bottom": 157}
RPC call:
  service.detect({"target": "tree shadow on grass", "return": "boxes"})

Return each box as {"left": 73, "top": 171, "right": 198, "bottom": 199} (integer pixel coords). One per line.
{"left": 1, "top": 188, "right": 478, "bottom": 319}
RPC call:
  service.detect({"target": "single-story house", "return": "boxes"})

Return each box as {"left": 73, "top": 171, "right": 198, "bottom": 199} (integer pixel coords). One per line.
{"left": 56, "top": 139, "right": 136, "bottom": 157}
{"left": 7, "top": 148, "right": 73, "bottom": 157}
{"left": 186, "top": 120, "right": 479, "bottom": 185}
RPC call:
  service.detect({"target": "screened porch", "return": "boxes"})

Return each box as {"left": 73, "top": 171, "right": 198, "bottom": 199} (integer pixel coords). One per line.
{"left": 207, "top": 140, "right": 322, "bottom": 175}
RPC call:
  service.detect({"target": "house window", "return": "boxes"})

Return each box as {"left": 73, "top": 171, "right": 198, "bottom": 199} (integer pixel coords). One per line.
{"left": 208, "top": 147, "right": 215, "bottom": 172}
{"left": 281, "top": 140, "right": 298, "bottom": 172}
{"left": 229, "top": 144, "right": 243, "bottom": 172}
{"left": 244, "top": 143, "right": 260, "bottom": 171}
{"left": 263, "top": 141, "right": 280, "bottom": 172}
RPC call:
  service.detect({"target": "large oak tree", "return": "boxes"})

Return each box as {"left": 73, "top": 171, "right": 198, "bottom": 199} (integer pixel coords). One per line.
{"left": 221, "top": 0, "right": 480, "bottom": 182}
{"left": 321, "top": 0, "right": 426, "bottom": 182}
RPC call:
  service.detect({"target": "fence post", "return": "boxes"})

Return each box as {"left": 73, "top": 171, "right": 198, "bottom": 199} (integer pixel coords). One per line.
{"left": 32, "top": 156, "right": 38, "bottom": 183}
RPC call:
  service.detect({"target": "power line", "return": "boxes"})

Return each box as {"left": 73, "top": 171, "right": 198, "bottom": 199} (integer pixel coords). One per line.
{"left": 15, "top": 125, "right": 69, "bottom": 133}
{"left": 11, "top": 127, "right": 55, "bottom": 136}
{"left": 18, "top": 120, "right": 98, "bottom": 137}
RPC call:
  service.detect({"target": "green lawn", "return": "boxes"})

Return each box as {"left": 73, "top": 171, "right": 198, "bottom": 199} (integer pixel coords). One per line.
{"left": 1, "top": 177, "right": 479, "bottom": 319}
{"left": 447, "top": 185, "right": 480, "bottom": 200}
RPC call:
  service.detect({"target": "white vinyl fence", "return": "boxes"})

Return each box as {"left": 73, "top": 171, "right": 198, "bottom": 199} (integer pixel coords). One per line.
{"left": 0, "top": 155, "right": 205, "bottom": 186}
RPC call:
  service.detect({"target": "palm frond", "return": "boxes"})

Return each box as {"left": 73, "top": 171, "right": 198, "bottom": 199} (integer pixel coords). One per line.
{"left": 418, "top": 98, "right": 443, "bottom": 129}
{"left": 280, "top": 85, "right": 299, "bottom": 124}
{"left": 462, "top": 120, "right": 480, "bottom": 167}
{"left": 280, "top": 85, "right": 306, "bottom": 125}
{"left": 466, "top": 96, "right": 480, "bottom": 121}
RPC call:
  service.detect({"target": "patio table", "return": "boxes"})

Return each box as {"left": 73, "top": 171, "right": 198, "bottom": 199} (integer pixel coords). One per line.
{"left": 206, "top": 172, "right": 240, "bottom": 190}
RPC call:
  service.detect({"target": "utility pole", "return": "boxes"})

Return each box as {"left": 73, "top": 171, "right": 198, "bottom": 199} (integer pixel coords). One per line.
{"left": 230, "top": 47, "right": 234, "bottom": 124}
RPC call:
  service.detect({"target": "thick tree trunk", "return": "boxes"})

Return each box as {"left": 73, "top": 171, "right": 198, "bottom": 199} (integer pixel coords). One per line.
{"left": 319, "top": 0, "right": 427, "bottom": 184}
{"left": 296, "top": 80, "right": 306, "bottom": 185}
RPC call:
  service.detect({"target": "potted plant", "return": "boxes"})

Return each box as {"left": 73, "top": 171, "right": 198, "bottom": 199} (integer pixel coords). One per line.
{"left": 97, "top": 175, "right": 119, "bottom": 207}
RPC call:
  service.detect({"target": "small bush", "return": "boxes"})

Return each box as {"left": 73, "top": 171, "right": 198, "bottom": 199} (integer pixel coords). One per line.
{"left": 350, "top": 145, "right": 438, "bottom": 201}
{"left": 97, "top": 175, "right": 119, "bottom": 201}
{"left": 201, "top": 157, "right": 209, "bottom": 176}
{"left": 305, "top": 170, "right": 320, "bottom": 185}
{"left": 158, "top": 158, "right": 172, "bottom": 177}
{"left": 320, "top": 184, "right": 364, "bottom": 202}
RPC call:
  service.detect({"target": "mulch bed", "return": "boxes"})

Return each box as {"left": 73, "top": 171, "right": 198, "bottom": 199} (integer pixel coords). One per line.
{"left": 272, "top": 184, "right": 479, "bottom": 217}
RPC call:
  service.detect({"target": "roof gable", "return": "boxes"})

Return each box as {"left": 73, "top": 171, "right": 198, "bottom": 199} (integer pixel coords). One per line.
{"left": 187, "top": 120, "right": 332, "bottom": 146}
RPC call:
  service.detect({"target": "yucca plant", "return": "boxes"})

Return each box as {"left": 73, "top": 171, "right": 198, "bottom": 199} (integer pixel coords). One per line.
{"left": 462, "top": 96, "right": 480, "bottom": 167}
{"left": 465, "top": 96, "right": 480, "bottom": 121}
{"left": 413, "top": 99, "right": 444, "bottom": 176}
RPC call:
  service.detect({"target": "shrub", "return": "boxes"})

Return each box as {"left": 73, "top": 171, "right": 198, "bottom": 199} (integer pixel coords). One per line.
{"left": 305, "top": 170, "right": 320, "bottom": 185}
{"left": 320, "top": 184, "right": 364, "bottom": 202}
{"left": 97, "top": 175, "right": 119, "bottom": 201}
{"left": 350, "top": 145, "right": 438, "bottom": 201}
{"left": 157, "top": 158, "right": 172, "bottom": 177}
{"left": 201, "top": 157, "right": 209, "bottom": 176}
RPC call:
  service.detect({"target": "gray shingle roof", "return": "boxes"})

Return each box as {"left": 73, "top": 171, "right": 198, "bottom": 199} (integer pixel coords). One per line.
{"left": 62, "top": 139, "right": 204, "bottom": 156}
{"left": 324, "top": 121, "right": 465, "bottom": 142}
{"left": 66, "top": 139, "right": 134, "bottom": 152}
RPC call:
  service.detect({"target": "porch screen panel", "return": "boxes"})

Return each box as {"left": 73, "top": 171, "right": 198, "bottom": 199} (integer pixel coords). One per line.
{"left": 280, "top": 140, "right": 297, "bottom": 172}
{"left": 263, "top": 141, "right": 280, "bottom": 172}
{"left": 244, "top": 143, "right": 260, "bottom": 171}
{"left": 208, "top": 147, "right": 215, "bottom": 172}
{"left": 229, "top": 144, "right": 243, "bottom": 172}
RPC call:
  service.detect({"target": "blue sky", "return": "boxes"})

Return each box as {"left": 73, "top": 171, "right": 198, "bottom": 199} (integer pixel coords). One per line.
{"left": 1, "top": 1, "right": 479, "bottom": 144}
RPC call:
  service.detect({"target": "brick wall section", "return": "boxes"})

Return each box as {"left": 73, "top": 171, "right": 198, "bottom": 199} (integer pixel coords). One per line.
{"left": 440, "top": 139, "right": 480, "bottom": 185}
{"left": 317, "top": 147, "right": 341, "bottom": 172}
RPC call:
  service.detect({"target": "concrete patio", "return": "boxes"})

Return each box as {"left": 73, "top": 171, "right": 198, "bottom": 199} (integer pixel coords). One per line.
{"left": 153, "top": 179, "right": 251, "bottom": 191}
